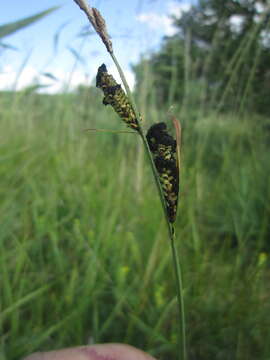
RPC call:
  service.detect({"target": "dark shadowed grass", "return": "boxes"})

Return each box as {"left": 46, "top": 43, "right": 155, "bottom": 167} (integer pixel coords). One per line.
{"left": 0, "top": 89, "right": 270, "bottom": 360}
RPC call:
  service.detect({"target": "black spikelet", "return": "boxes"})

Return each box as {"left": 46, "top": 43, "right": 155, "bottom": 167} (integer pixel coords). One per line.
{"left": 96, "top": 64, "right": 140, "bottom": 132}
{"left": 146, "top": 122, "right": 179, "bottom": 223}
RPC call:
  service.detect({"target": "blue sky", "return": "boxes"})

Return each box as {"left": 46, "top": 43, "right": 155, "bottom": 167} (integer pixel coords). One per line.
{"left": 0, "top": 0, "right": 193, "bottom": 92}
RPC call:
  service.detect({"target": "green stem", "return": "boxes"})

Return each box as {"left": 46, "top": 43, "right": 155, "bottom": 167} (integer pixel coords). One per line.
{"left": 73, "top": 0, "right": 186, "bottom": 355}
{"left": 110, "top": 52, "right": 140, "bottom": 121}
{"left": 142, "top": 130, "right": 187, "bottom": 360}
{"left": 110, "top": 50, "right": 186, "bottom": 360}
{"left": 170, "top": 230, "right": 187, "bottom": 360}
{"left": 110, "top": 52, "right": 172, "bottom": 230}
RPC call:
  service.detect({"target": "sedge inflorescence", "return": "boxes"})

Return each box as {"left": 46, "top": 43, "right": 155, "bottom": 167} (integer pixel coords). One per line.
{"left": 96, "top": 64, "right": 179, "bottom": 224}
{"left": 146, "top": 122, "right": 179, "bottom": 223}
{"left": 96, "top": 64, "right": 140, "bottom": 132}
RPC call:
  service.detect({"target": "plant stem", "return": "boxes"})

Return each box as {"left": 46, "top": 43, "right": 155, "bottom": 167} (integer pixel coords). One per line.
{"left": 170, "top": 230, "right": 187, "bottom": 360}
{"left": 110, "top": 52, "right": 141, "bottom": 122}
{"left": 142, "top": 131, "right": 187, "bottom": 360}
{"left": 72, "top": 1, "right": 187, "bottom": 357}
{"left": 110, "top": 52, "right": 171, "bottom": 228}
{"left": 110, "top": 52, "right": 187, "bottom": 360}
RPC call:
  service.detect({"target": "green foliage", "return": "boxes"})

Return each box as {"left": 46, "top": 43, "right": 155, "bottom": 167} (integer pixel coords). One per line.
{"left": 133, "top": 37, "right": 187, "bottom": 107}
{"left": 134, "top": 0, "right": 270, "bottom": 115}
{"left": 0, "top": 88, "right": 270, "bottom": 360}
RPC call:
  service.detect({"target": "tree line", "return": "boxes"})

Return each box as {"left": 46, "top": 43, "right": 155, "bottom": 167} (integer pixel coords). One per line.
{"left": 134, "top": 0, "right": 270, "bottom": 116}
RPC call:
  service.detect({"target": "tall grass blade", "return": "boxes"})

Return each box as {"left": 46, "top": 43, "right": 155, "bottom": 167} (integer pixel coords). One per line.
{"left": 0, "top": 6, "right": 60, "bottom": 39}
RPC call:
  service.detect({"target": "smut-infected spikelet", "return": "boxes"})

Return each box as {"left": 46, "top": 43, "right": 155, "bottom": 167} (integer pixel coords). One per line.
{"left": 96, "top": 64, "right": 140, "bottom": 132}
{"left": 146, "top": 122, "right": 179, "bottom": 223}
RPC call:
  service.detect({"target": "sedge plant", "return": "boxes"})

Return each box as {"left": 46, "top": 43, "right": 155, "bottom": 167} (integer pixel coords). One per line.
{"left": 73, "top": 1, "right": 187, "bottom": 359}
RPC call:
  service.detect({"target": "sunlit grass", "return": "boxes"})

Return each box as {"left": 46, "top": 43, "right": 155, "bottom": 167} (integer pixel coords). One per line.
{"left": 0, "top": 88, "right": 269, "bottom": 360}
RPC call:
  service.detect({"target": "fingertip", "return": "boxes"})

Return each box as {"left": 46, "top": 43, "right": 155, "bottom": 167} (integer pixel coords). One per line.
{"left": 22, "top": 344, "right": 156, "bottom": 360}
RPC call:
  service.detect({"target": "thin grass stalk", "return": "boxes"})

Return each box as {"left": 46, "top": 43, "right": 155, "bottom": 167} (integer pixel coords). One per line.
{"left": 73, "top": 2, "right": 187, "bottom": 359}
{"left": 182, "top": 28, "right": 191, "bottom": 112}
{"left": 168, "top": 41, "right": 179, "bottom": 107}
{"left": 239, "top": 25, "right": 269, "bottom": 114}
{"left": 170, "top": 231, "right": 186, "bottom": 360}
{"left": 110, "top": 52, "right": 141, "bottom": 122}
{"left": 217, "top": 18, "right": 265, "bottom": 113}
{"left": 111, "top": 52, "right": 187, "bottom": 360}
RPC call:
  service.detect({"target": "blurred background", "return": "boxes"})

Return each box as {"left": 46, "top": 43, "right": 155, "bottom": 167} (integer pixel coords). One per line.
{"left": 1, "top": 1, "right": 270, "bottom": 360}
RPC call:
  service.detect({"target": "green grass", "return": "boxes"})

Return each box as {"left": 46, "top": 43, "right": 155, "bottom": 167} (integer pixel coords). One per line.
{"left": 0, "top": 88, "right": 270, "bottom": 360}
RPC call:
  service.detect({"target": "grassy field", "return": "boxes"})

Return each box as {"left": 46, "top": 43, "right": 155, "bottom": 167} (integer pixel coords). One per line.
{"left": 1, "top": 87, "right": 270, "bottom": 360}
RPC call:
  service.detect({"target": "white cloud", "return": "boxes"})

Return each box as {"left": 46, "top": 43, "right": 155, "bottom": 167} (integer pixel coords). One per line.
{"left": 136, "top": 1, "right": 191, "bottom": 36}
{"left": 109, "top": 66, "right": 135, "bottom": 91}
{"left": 261, "top": 29, "right": 270, "bottom": 48}
{"left": 168, "top": 1, "right": 192, "bottom": 18}
{"left": 0, "top": 65, "right": 92, "bottom": 93}
{"left": 229, "top": 15, "right": 244, "bottom": 34}
{"left": 255, "top": 2, "right": 265, "bottom": 14}
{"left": 0, "top": 65, "right": 39, "bottom": 91}
{"left": 0, "top": 64, "right": 135, "bottom": 93}
{"left": 136, "top": 13, "right": 177, "bottom": 36}
{"left": 44, "top": 68, "right": 90, "bottom": 93}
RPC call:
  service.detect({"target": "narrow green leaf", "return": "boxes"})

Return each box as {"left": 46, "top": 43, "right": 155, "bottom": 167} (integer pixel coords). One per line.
{"left": 21, "top": 84, "right": 51, "bottom": 94}
{"left": 53, "top": 21, "right": 70, "bottom": 54}
{"left": 42, "top": 72, "right": 59, "bottom": 81}
{"left": 0, "top": 6, "right": 60, "bottom": 39}
{"left": 0, "top": 41, "right": 18, "bottom": 50}
{"left": 68, "top": 46, "right": 85, "bottom": 64}
{"left": 0, "top": 284, "right": 51, "bottom": 322}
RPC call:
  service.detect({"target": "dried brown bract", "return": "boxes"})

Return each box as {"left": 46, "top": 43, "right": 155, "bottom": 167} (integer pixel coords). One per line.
{"left": 73, "top": 0, "right": 113, "bottom": 53}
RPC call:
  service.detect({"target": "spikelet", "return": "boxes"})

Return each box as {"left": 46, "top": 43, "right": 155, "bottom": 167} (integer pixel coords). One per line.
{"left": 146, "top": 122, "right": 179, "bottom": 223}
{"left": 96, "top": 64, "right": 140, "bottom": 132}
